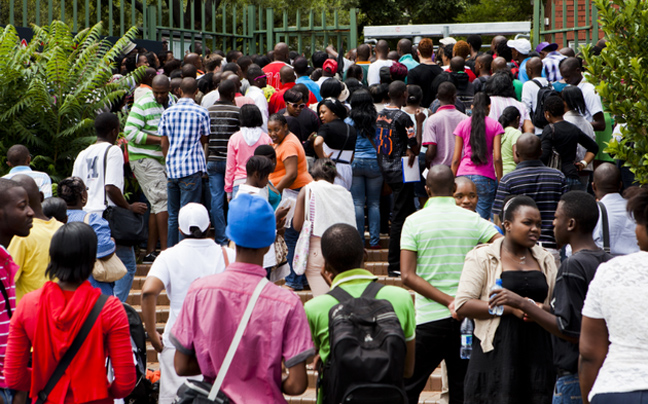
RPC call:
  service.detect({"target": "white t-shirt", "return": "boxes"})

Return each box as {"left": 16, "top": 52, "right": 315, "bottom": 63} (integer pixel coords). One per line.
{"left": 147, "top": 238, "right": 235, "bottom": 346}
{"left": 521, "top": 77, "right": 549, "bottom": 135}
{"left": 581, "top": 251, "right": 648, "bottom": 401}
{"left": 72, "top": 143, "right": 124, "bottom": 214}
{"left": 577, "top": 79, "right": 604, "bottom": 123}
{"left": 367, "top": 59, "right": 394, "bottom": 86}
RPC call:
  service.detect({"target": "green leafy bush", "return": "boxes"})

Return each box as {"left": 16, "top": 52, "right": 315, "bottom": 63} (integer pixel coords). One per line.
{"left": 0, "top": 21, "right": 142, "bottom": 181}
{"left": 584, "top": 0, "right": 648, "bottom": 184}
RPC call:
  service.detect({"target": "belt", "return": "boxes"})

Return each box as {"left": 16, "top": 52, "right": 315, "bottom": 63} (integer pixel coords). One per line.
{"left": 556, "top": 368, "right": 575, "bottom": 377}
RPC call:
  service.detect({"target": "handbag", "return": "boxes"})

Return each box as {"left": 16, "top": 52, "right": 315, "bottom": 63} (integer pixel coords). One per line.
{"left": 35, "top": 294, "right": 109, "bottom": 404}
{"left": 173, "top": 277, "right": 269, "bottom": 404}
{"left": 84, "top": 214, "right": 128, "bottom": 283}
{"left": 292, "top": 187, "right": 313, "bottom": 276}
{"left": 547, "top": 124, "right": 562, "bottom": 170}
{"left": 101, "top": 145, "right": 148, "bottom": 246}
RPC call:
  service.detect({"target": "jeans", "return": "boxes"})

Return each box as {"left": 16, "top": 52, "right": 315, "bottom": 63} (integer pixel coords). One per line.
{"left": 207, "top": 161, "right": 228, "bottom": 245}
{"left": 461, "top": 175, "right": 497, "bottom": 220}
{"left": 89, "top": 276, "right": 114, "bottom": 296}
{"left": 405, "top": 318, "right": 468, "bottom": 404}
{"left": 386, "top": 180, "right": 415, "bottom": 274}
{"left": 591, "top": 390, "right": 648, "bottom": 404}
{"left": 167, "top": 172, "right": 203, "bottom": 247}
{"left": 351, "top": 158, "right": 382, "bottom": 247}
{"left": 553, "top": 374, "right": 582, "bottom": 404}
{"left": 113, "top": 244, "right": 136, "bottom": 302}
{"left": 284, "top": 222, "right": 308, "bottom": 290}
{"left": 0, "top": 388, "right": 14, "bottom": 404}
{"left": 566, "top": 176, "right": 586, "bottom": 192}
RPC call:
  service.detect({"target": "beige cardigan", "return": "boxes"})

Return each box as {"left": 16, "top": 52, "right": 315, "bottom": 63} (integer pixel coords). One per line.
{"left": 455, "top": 237, "right": 557, "bottom": 353}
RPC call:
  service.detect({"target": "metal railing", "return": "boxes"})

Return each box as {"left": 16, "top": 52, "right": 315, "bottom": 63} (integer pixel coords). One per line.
{"left": 533, "top": 0, "right": 601, "bottom": 49}
{"left": 1, "top": 0, "right": 358, "bottom": 57}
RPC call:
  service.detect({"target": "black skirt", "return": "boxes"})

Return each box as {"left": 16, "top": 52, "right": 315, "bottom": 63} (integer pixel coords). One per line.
{"left": 464, "top": 270, "right": 556, "bottom": 404}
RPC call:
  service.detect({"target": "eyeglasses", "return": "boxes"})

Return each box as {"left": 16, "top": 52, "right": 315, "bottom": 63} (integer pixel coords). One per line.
{"left": 289, "top": 103, "right": 306, "bottom": 109}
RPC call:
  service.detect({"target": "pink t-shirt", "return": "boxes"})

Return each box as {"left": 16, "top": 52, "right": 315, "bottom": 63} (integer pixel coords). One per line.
{"left": 454, "top": 116, "right": 504, "bottom": 180}
{"left": 171, "top": 262, "right": 315, "bottom": 404}
{"left": 225, "top": 129, "right": 272, "bottom": 193}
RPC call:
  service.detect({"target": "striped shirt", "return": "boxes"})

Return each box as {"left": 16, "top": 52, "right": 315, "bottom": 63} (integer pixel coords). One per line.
{"left": 493, "top": 160, "right": 569, "bottom": 249}
{"left": 3, "top": 166, "right": 52, "bottom": 198}
{"left": 207, "top": 101, "right": 240, "bottom": 162}
{"left": 124, "top": 95, "right": 175, "bottom": 164}
{"left": 542, "top": 51, "right": 567, "bottom": 83}
{"left": 401, "top": 197, "right": 498, "bottom": 325}
{"left": 0, "top": 245, "right": 17, "bottom": 388}
{"left": 158, "top": 98, "right": 210, "bottom": 179}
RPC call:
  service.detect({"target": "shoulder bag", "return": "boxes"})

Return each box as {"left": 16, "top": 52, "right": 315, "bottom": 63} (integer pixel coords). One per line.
{"left": 101, "top": 145, "right": 148, "bottom": 246}
{"left": 597, "top": 201, "right": 611, "bottom": 254}
{"left": 173, "top": 277, "right": 269, "bottom": 404}
{"left": 84, "top": 214, "right": 127, "bottom": 283}
{"left": 292, "top": 186, "right": 313, "bottom": 276}
{"left": 35, "top": 294, "right": 109, "bottom": 404}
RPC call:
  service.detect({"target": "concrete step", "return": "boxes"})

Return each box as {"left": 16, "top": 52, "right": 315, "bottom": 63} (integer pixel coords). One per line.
{"left": 284, "top": 388, "right": 442, "bottom": 403}
{"left": 127, "top": 290, "right": 169, "bottom": 306}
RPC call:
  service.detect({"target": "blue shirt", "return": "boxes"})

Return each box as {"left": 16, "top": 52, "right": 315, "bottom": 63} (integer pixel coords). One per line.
{"left": 295, "top": 76, "right": 322, "bottom": 101}
{"left": 399, "top": 54, "right": 419, "bottom": 72}
{"left": 518, "top": 57, "right": 547, "bottom": 83}
{"left": 67, "top": 209, "right": 116, "bottom": 258}
{"left": 159, "top": 98, "right": 210, "bottom": 179}
{"left": 345, "top": 117, "right": 376, "bottom": 159}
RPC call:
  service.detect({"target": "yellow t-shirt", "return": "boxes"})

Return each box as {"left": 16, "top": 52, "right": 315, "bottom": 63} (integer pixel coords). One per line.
{"left": 8, "top": 217, "right": 64, "bottom": 302}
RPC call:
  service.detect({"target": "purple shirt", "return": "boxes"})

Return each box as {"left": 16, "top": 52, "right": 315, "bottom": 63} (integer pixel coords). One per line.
{"left": 171, "top": 262, "right": 314, "bottom": 403}
{"left": 422, "top": 105, "right": 468, "bottom": 167}
{"left": 454, "top": 116, "right": 504, "bottom": 180}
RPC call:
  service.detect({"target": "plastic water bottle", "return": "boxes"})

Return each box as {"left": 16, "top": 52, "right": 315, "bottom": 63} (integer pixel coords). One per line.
{"left": 488, "top": 279, "right": 504, "bottom": 316}
{"left": 460, "top": 318, "right": 474, "bottom": 359}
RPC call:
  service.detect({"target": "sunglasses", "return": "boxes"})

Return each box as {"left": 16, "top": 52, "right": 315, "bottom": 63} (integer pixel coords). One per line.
{"left": 289, "top": 103, "right": 306, "bottom": 109}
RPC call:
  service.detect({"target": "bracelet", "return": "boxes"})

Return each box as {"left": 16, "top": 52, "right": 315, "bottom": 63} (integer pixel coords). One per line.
{"left": 527, "top": 298, "right": 536, "bottom": 305}
{"left": 580, "top": 160, "right": 588, "bottom": 167}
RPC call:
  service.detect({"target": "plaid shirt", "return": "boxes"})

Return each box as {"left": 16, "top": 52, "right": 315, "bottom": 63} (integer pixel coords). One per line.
{"left": 159, "top": 98, "right": 210, "bottom": 179}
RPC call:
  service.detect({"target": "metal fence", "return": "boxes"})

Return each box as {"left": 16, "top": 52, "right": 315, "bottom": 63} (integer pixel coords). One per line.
{"left": 1, "top": 1, "right": 357, "bottom": 57}
{"left": 533, "top": 0, "right": 602, "bottom": 49}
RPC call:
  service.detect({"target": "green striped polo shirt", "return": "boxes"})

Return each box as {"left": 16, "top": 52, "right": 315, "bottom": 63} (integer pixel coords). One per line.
{"left": 124, "top": 95, "right": 171, "bottom": 163}
{"left": 401, "top": 197, "right": 498, "bottom": 325}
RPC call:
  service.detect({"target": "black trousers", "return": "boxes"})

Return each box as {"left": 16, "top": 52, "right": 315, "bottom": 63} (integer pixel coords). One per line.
{"left": 386, "top": 180, "right": 415, "bottom": 274}
{"left": 404, "top": 318, "right": 468, "bottom": 404}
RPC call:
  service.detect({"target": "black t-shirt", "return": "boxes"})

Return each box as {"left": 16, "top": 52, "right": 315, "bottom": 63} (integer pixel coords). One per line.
{"left": 279, "top": 108, "right": 320, "bottom": 157}
{"left": 407, "top": 63, "right": 444, "bottom": 108}
{"left": 540, "top": 120, "right": 599, "bottom": 179}
{"left": 552, "top": 249, "right": 612, "bottom": 373}
{"left": 317, "top": 118, "right": 357, "bottom": 151}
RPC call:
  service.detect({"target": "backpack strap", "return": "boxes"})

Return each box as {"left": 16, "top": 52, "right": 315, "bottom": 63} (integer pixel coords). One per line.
{"left": 327, "top": 285, "right": 355, "bottom": 304}
{"left": 36, "top": 294, "right": 109, "bottom": 404}
{"left": 532, "top": 79, "right": 543, "bottom": 88}
{"left": 360, "top": 280, "right": 384, "bottom": 299}
{"left": 221, "top": 246, "right": 230, "bottom": 267}
{"left": 597, "top": 201, "right": 611, "bottom": 254}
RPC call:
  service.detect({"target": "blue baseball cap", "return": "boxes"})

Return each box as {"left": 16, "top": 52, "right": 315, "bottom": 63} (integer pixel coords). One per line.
{"left": 226, "top": 194, "right": 276, "bottom": 249}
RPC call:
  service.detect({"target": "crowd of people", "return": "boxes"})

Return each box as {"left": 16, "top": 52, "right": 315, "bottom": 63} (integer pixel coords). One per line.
{"left": 0, "top": 32, "right": 645, "bottom": 404}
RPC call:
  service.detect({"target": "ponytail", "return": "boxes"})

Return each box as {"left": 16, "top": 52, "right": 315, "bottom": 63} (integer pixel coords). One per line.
{"left": 470, "top": 92, "right": 490, "bottom": 165}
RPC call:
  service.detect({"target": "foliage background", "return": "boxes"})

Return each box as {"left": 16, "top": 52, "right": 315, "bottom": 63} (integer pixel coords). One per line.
{"left": 0, "top": 21, "right": 142, "bottom": 180}
{"left": 584, "top": 0, "right": 648, "bottom": 184}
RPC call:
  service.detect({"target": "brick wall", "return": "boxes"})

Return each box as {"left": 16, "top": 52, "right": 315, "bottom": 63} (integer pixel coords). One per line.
{"left": 543, "top": 0, "right": 605, "bottom": 48}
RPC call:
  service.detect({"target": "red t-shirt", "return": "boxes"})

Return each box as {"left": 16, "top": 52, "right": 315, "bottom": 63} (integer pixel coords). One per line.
{"left": 268, "top": 83, "right": 318, "bottom": 115}
{"left": 262, "top": 61, "right": 290, "bottom": 89}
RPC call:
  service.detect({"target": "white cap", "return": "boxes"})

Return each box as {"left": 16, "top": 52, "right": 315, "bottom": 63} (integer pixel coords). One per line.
{"left": 507, "top": 39, "right": 532, "bottom": 55}
{"left": 179, "top": 203, "right": 211, "bottom": 235}
{"left": 439, "top": 37, "right": 457, "bottom": 46}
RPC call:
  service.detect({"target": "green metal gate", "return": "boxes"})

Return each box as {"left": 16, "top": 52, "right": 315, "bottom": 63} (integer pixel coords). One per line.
{"left": 532, "top": 0, "right": 602, "bottom": 49}
{"left": 1, "top": 0, "right": 357, "bottom": 57}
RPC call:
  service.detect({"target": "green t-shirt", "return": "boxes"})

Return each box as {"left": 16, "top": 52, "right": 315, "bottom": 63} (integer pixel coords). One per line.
{"left": 501, "top": 126, "right": 523, "bottom": 176}
{"left": 124, "top": 95, "right": 169, "bottom": 163}
{"left": 513, "top": 79, "right": 523, "bottom": 101}
{"left": 304, "top": 268, "right": 416, "bottom": 370}
{"left": 401, "top": 197, "right": 499, "bottom": 325}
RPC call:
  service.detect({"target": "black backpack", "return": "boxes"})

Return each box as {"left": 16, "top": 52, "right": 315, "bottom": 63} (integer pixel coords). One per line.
{"left": 122, "top": 303, "right": 158, "bottom": 404}
{"left": 531, "top": 79, "right": 559, "bottom": 129}
{"left": 319, "top": 281, "right": 407, "bottom": 404}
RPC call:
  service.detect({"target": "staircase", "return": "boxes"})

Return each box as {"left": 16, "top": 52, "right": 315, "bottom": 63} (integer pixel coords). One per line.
{"left": 127, "top": 236, "right": 445, "bottom": 403}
